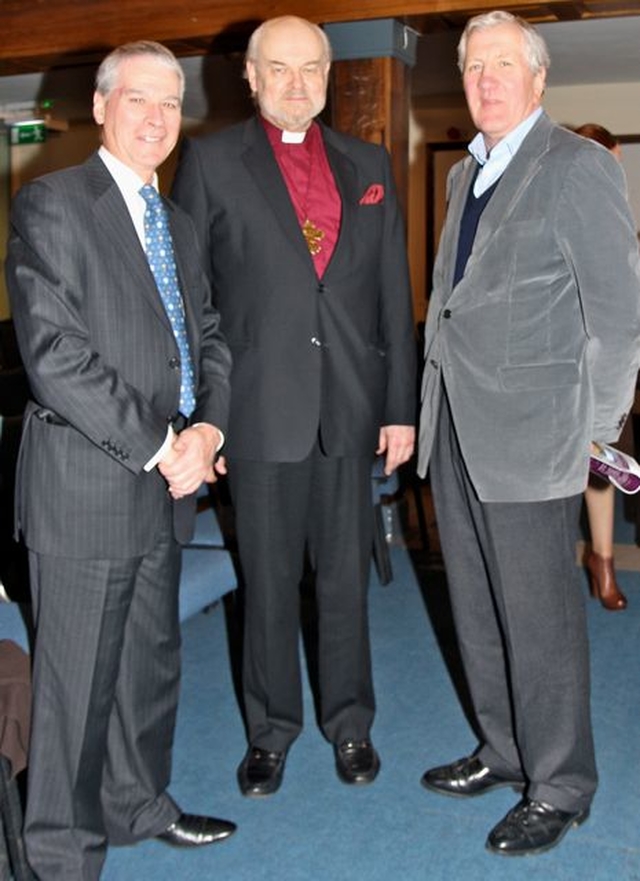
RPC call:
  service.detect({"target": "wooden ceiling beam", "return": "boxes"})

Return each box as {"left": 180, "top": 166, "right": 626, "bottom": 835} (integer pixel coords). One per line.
{"left": 1, "top": 0, "right": 638, "bottom": 76}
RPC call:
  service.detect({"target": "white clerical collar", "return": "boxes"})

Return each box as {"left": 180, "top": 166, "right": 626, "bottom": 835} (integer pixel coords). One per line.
{"left": 281, "top": 130, "right": 306, "bottom": 144}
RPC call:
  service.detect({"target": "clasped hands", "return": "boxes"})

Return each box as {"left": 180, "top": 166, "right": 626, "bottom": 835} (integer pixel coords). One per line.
{"left": 159, "top": 423, "right": 414, "bottom": 497}
{"left": 158, "top": 423, "right": 226, "bottom": 500}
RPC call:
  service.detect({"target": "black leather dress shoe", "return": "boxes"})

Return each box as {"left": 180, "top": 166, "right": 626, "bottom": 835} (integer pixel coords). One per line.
{"left": 334, "top": 740, "right": 380, "bottom": 785}
{"left": 156, "top": 813, "right": 236, "bottom": 847}
{"left": 421, "top": 755, "right": 524, "bottom": 798}
{"left": 237, "top": 746, "right": 286, "bottom": 797}
{"left": 486, "top": 797, "right": 589, "bottom": 856}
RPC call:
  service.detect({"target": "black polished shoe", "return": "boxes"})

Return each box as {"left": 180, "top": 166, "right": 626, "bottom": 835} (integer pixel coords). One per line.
{"left": 421, "top": 755, "right": 524, "bottom": 798}
{"left": 334, "top": 739, "right": 380, "bottom": 785}
{"left": 237, "top": 746, "right": 286, "bottom": 797}
{"left": 156, "top": 813, "right": 236, "bottom": 847}
{"left": 486, "top": 797, "right": 589, "bottom": 856}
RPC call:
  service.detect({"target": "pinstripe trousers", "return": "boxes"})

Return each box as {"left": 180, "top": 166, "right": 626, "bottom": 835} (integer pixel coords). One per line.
{"left": 24, "top": 513, "right": 182, "bottom": 880}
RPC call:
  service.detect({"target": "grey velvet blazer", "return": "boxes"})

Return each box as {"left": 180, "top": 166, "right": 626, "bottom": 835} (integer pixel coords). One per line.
{"left": 418, "top": 112, "right": 640, "bottom": 502}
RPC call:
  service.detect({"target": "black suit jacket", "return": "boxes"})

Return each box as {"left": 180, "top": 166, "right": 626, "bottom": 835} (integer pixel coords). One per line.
{"left": 6, "top": 152, "right": 231, "bottom": 557}
{"left": 171, "top": 117, "right": 416, "bottom": 462}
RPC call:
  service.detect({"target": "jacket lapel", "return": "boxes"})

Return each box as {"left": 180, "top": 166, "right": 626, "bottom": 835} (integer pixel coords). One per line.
{"left": 167, "top": 202, "right": 201, "bottom": 363}
{"left": 439, "top": 155, "right": 477, "bottom": 298}
{"left": 86, "top": 154, "right": 172, "bottom": 331}
{"left": 240, "top": 117, "right": 315, "bottom": 271}
{"left": 460, "top": 113, "right": 552, "bottom": 284}
{"left": 320, "top": 125, "right": 360, "bottom": 274}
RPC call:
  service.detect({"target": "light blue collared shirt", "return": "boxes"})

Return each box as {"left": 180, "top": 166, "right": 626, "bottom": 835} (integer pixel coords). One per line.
{"left": 468, "top": 107, "right": 543, "bottom": 196}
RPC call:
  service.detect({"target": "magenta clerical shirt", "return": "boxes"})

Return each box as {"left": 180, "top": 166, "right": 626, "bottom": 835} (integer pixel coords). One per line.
{"left": 263, "top": 117, "right": 342, "bottom": 278}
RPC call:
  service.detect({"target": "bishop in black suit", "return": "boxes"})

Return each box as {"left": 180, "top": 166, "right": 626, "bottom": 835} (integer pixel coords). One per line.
{"left": 172, "top": 16, "right": 416, "bottom": 796}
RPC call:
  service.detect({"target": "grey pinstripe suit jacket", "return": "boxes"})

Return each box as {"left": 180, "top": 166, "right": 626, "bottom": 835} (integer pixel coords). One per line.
{"left": 5, "top": 152, "right": 231, "bottom": 557}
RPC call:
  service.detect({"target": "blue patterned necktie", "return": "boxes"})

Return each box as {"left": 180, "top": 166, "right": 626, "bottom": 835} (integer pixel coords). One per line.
{"left": 139, "top": 184, "right": 196, "bottom": 417}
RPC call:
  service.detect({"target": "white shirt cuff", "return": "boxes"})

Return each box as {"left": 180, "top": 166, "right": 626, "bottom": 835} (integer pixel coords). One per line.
{"left": 144, "top": 425, "right": 174, "bottom": 472}
{"left": 143, "top": 423, "right": 224, "bottom": 473}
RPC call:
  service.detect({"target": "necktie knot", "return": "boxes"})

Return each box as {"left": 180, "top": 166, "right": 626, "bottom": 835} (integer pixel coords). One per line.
{"left": 139, "top": 185, "right": 196, "bottom": 417}
{"left": 139, "top": 183, "right": 162, "bottom": 210}
{"left": 140, "top": 185, "right": 170, "bottom": 246}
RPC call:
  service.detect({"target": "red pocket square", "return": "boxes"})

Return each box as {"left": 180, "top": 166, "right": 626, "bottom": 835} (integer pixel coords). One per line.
{"left": 359, "top": 184, "right": 384, "bottom": 205}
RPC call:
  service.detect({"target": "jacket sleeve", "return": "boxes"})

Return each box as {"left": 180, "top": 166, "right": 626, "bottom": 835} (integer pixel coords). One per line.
{"left": 557, "top": 144, "right": 640, "bottom": 442}
{"left": 377, "top": 146, "right": 417, "bottom": 427}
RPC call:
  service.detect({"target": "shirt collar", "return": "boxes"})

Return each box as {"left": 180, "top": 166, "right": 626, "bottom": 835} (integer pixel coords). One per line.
{"left": 98, "top": 146, "right": 160, "bottom": 247}
{"left": 261, "top": 116, "right": 319, "bottom": 151}
{"left": 468, "top": 108, "right": 543, "bottom": 197}
{"left": 98, "top": 146, "right": 159, "bottom": 196}
{"left": 468, "top": 107, "right": 543, "bottom": 166}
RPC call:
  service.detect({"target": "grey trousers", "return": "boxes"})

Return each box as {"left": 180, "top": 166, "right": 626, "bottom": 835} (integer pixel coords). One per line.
{"left": 430, "top": 391, "right": 597, "bottom": 813}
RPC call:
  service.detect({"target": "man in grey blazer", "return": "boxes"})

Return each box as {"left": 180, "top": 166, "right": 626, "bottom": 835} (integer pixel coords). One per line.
{"left": 172, "top": 16, "right": 416, "bottom": 797}
{"left": 418, "top": 11, "right": 640, "bottom": 857}
{"left": 6, "top": 42, "right": 235, "bottom": 880}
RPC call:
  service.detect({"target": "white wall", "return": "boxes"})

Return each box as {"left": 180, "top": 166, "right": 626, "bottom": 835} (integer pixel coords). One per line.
{"left": 545, "top": 82, "right": 640, "bottom": 231}
{"left": 544, "top": 82, "right": 640, "bottom": 134}
{"left": 412, "top": 81, "right": 640, "bottom": 149}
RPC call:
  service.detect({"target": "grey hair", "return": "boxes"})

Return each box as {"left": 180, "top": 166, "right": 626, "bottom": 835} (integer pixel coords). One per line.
{"left": 245, "top": 16, "right": 332, "bottom": 69}
{"left": 457, "top": 10, "right": 550, "bottom": 75}
{"left": 95, "top": 41, "right": 185, "bottom": 101}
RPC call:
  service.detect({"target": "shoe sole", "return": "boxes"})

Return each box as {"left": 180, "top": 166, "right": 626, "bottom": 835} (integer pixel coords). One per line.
{"left": 485, "top": 808, "right": 590, "bottom": 857}
{"left": 337, "top": 771, "right": 380, "bottom": 785}
{"left": 239, "top": 788, "right": 279, "bottom": 798}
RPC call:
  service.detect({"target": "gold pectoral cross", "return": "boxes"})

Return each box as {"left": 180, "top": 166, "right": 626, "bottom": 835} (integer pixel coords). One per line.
{"left": 302, "top": 218, "right": 325, "bottom": 256}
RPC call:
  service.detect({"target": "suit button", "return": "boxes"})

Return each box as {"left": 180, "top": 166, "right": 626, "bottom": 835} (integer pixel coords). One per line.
{"left": 169, "top": 356, "right": 180, "bottom": 369}
{"left": 442, "top": 309, "right": 452, "bottom": 319}
{"left": 311, "top": 336, "right": 322, "bottom": 347}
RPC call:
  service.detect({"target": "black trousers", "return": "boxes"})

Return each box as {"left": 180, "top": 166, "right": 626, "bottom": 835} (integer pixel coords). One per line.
{"left": 430, "top": 391, "right": 597, "bottom": 813}
{"left": 228, "top": 443, "right": 375, "bottom": 752}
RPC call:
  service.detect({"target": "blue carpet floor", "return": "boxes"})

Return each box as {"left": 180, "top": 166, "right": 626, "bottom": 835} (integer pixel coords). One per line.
{"left": 100, "top": 528, "right": 640, "bottom": 880}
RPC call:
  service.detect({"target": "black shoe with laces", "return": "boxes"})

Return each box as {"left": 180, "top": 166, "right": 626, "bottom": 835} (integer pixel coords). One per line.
{"left": 421, "top": 754, "right": 524, "bottom": 798}
{"left": 486, "top": 797, "right": 589, "bottom": 856}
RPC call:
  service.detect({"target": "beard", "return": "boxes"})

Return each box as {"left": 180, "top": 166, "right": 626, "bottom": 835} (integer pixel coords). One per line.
{"left": 259, "top": 91, "right": 326, "bottom": 131}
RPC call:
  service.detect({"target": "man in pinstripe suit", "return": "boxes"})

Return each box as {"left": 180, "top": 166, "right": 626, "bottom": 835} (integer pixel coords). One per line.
{"left": 5, "top": 42, "right": 235, "bottom": 880}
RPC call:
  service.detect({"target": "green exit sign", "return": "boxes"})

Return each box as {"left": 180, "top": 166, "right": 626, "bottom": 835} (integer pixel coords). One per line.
{"left": 10, "top": 121, "right": 46, "bottom": 145}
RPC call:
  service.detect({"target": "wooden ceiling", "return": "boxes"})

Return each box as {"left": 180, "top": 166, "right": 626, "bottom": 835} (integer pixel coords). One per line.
{"left": 2, "top": 0, "right": 640, "bottom": 77}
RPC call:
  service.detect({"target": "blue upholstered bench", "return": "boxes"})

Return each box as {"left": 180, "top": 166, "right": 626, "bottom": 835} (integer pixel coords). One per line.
{"left": 0, "top": 602, "right": 29, "bottom": 652}
{"left": 178, "top": 484, "right": 237, "bottom": 620}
